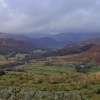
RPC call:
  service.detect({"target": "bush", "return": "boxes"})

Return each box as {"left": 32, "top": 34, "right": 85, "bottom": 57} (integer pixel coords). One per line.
{"left": 64, "top": 85, "right": 71, "bottom": 91}
{"left": 34, "top": 76, "right": 45, "bottom": 83}
{"left": 0, "top": 70, "right": 6, "bottom": 76}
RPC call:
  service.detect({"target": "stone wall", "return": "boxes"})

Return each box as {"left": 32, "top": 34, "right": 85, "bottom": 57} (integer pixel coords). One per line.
{"left": 0, "top": 87, "right": 87, "bottom": 100}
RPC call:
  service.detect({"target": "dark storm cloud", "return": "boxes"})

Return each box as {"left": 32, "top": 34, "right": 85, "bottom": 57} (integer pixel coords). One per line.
{"left": 0, "top": 0, "right": 100, "bottom": 33}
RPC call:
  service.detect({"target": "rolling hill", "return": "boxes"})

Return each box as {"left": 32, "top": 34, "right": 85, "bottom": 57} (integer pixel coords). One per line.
{"left": 0, "top": 32, "right": 100, "bottom": 48}
{"left": 0, "top": 38, "right": 36, "bottom": 55}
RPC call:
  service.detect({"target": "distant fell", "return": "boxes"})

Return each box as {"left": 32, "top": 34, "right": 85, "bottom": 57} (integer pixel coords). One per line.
{"left": 0, "top": 32, "right": 31, "bottom": 42}
{"left": 32, "top": 37, "right": 59, "bottom": 48}
{"left": 0, "top": 38, "right": 36, "bottom": 55}
{"left": 80, "top": 37, "right": 100, "bottom": 45}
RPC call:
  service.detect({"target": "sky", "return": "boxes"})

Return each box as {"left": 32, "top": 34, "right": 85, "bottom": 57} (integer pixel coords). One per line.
{"left": 0, "top": 0, "right": 100, "bottom": 34}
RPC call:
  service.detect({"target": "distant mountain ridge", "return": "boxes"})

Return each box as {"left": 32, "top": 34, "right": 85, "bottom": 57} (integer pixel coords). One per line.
{"left": 51, "top": 33, "right": 100, "bottom": 41}
{"left": 23, "top": 32, "right": 100, "bottom": 47}
{"left": 25, "top": 33, "right": 52, "bottom": 38}
{"left": 0, "top": 32, "right": 100, "bottom": 48}
{"left": 0, "top": 32, "right": 61, "bottom": 48}
{"left": 23, "top": 32, "right": 100, "bottom": 41}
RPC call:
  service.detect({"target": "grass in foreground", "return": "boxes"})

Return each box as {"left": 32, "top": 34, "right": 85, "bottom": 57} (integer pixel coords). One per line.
{"left": 0, "top": 72, "right": 100, "bottom": 100}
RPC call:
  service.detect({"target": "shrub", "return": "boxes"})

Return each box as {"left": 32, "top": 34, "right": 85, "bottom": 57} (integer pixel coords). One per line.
{"left": 0, "top": 70, "right": 6, "bottom": 76}
{"left": 82, "top": 80, "right": 88, "bottom": 88}
{"left": 64, "top": 85, "right": 71, "bottom": 91}
{"left": 41, "top": 84, "right": 52, "bottom": 91}
{"left": 34, "top": 76, "right": 45, "bottom": 83}
{"left": 94, "top": 88, "right": 100, "bottom": 94}
{"left": 49, "top": 75, "right": 60, "bottom": 84}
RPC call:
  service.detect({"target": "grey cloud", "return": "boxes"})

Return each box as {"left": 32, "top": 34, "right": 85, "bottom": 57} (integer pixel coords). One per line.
{"left": 0, "top": 0, "right": 100, "bottom": 34}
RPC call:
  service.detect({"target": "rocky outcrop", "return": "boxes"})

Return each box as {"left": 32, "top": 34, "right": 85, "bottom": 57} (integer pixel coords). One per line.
{"left": 0, "top": 87, "right": 87, "bottom": 100}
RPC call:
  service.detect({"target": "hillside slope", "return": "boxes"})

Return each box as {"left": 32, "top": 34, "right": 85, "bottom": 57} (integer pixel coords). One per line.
{"left": 0, "top": 32, "right": 32, "bottom": 42}
{"left": 42, "top": 44, "right": 95, "bottom": 57}
{"left": 65, "top": 45, "right": 100, "bottom": 64}
{"left": 80, "top": 37, "right": 100, "bottom": 45}
{"left": 33, "top": 37, "right": 60, "bottom": 48}
{"left": 0, "top": 38, "right": 36, "bottom": 55}
{"left": 51, "top": 33, "right": 100, "bottom": 44}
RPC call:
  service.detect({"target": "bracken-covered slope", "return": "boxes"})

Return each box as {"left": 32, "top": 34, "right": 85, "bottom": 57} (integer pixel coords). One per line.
{"left": 0, "top": 32, "right": 31, "bottom": 41}
{"left": 0, "top": 38, "right": 36, "bottom": 55}
{"left": 65, "top": 45, "right": 100, "bottom": 64}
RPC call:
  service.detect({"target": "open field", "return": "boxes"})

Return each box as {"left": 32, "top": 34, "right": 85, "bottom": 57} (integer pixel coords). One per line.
{"left": 56, "top": 54, "right": 81, "bottom": 59}
{"left": 0, "top": 55, "right": 5, "bottom": 59}
{"left": 15, "top": 64, "right": 76, "bottom": 75}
